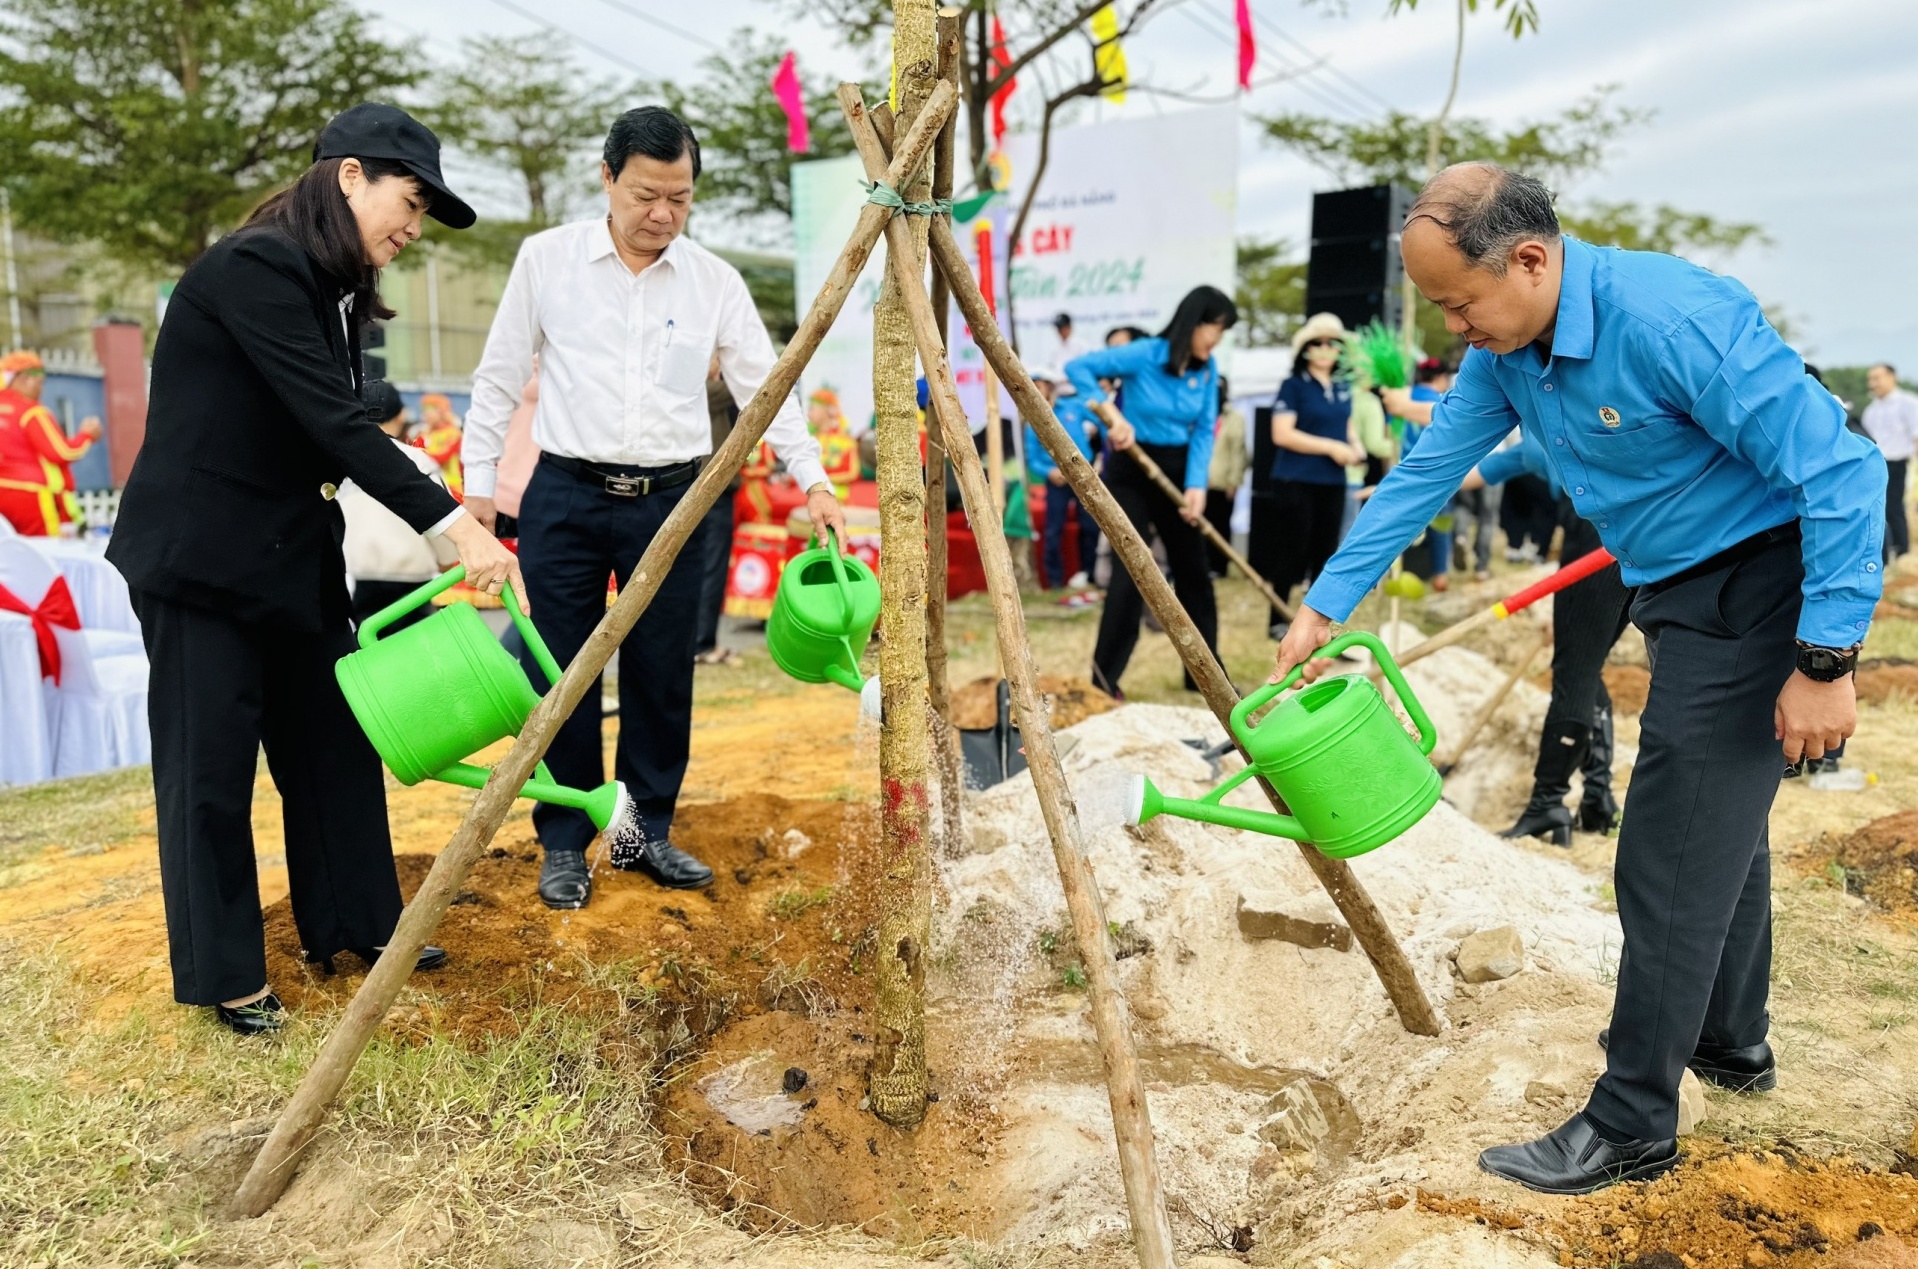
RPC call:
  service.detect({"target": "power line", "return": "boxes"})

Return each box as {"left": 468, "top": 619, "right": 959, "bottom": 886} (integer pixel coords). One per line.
{"left": 1191, "top": 0, "right": 1384, "bottom": 118}
{"left": 1175, "top": 5, "right": 1372, "bottom": 119}
{"left": 587, "top": 0, "right": 728, "bottom": 56}
{"left": 482, "top": 0, "right": 663, "bottom": 78}
{"left": 1254, "top": 12, "right": 1400, "bottom": 113}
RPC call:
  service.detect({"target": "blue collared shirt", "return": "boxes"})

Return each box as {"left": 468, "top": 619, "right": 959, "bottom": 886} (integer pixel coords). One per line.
{"left": 1476, "top": 429, "right": 1558, "bottom": 495}
{"left": 1027, "top": 392, "right": 1097, "bottom": 479}
{"left": 1306, "top": 238, "right": 1885, "bottom": 646}
{"left": 1065, "top": 337, "right": 1219, "bottom": 489}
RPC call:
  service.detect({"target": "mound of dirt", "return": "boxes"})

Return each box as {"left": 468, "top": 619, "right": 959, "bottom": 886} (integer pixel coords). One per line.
{"left": 949, "top": 674, "right": 1116, "bottom": 731}
{"left": 1858, "top": 659, "right": 1918, "bottom": 706}
{"left": 1824, "top": 810, "right": 1918, "bottom": 917}
{"left": 1544, "top": 1145, "right": 1918, "bottom": 1268}
{"left": 261, "top": 795, "right": 878, "bottom": 1041}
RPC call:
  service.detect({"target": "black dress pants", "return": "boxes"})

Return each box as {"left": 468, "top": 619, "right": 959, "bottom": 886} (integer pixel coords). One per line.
{"left": 1584, "top": 527, "right": 1801, "bottom": 1142}
{"left": 132, "top": 590, "right": 402, "bottom": 1006}
{"left": 693, "top": 493, "right": 735, "bottom": 655}
{"left": 1091, "top": 442, "right": 1217, "bottom": 695}
{"left": 1266, "top": 479, "right": 1346, "bottom": 628}
{"left": 1547, "top": 512, "right": 1635, "bottom": 729}
{"left": 1884, "top": 458, "right": 1908, "bottom": 561}
{"left": 1203, "top": 488, "right": 1235, "bottom": 576}
{"left": 515, "top": 456, "right": 705, "bottom": 853}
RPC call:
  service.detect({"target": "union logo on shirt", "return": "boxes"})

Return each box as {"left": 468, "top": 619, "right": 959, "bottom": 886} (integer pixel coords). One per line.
{"left": 1599, "top": 406, "right": 1622, "bottom": 428}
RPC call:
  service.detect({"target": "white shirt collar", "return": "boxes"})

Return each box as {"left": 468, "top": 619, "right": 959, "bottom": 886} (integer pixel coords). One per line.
{"left": 589, "top": 218, "right": 684, "bottom": 274}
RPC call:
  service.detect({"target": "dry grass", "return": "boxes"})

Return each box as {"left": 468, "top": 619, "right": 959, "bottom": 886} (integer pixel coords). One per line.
{"left": 0, "top": 765, "right": 156, "bottom": 872}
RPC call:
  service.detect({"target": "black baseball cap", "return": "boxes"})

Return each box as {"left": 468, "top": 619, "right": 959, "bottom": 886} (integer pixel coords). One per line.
{"left": 315, "top": 103, "right": 476, "bottom": 230}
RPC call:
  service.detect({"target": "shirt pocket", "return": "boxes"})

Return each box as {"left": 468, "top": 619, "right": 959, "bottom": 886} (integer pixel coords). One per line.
{"left": 1568, "top": 414, "right": 1690, "bottom": 476}
{"left": 658, "top": 326, "right": 716, "bottom": 400}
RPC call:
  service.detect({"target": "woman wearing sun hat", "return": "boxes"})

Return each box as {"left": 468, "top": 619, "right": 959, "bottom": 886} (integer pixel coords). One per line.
{"left": 109, "top": 103, "right": 524, "bottom": 1036}
{"left": 1264, "top": 312, "right": 1364, "bottom": 637}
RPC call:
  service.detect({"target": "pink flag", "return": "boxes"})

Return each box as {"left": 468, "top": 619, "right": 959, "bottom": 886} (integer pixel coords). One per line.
{"left": 1236, "top": 0, "right": 1256, "bottom": 90}
{"left": 771, "top": 51, "right": 809, "bottom": 153}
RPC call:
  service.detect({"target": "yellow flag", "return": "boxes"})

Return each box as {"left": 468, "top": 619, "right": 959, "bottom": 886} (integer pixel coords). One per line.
{"left": 1091, "top": 5, "right": 1127, "bottom": 102}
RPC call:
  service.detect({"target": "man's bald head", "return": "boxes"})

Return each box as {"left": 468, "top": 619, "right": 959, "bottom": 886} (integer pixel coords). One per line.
{"left": 1406, "top": 162, "right": 1561, "bottom": 278}
{"left": 1400, "top": 162, "right": 1565, "bottom": 355}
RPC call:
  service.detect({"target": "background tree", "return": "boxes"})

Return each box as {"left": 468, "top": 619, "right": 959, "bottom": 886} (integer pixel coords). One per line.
{"left": 645, "top": 31, "right": 875, "bottom": 244}
{"left": 420, "top": 33, "right": 631, "bottom": 267}
{"left": 0, "top": 0, "right": 416, "bottom": 275}
{"left": 1260, "top": 89, "right": 1766, "bottom": 357}
{"left": 1233, "top": 236, "right": 1307, "bottom": 346}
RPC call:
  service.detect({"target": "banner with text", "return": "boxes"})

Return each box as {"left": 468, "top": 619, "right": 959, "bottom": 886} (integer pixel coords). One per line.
{"left": 790, "top": 103, "right": 1238, "bottom": 440}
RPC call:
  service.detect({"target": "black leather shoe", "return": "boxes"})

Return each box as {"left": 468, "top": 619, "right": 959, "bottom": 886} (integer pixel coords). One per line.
{"left": 610, "top": 837, "right": 715, "bottom": 890}
{"left": 539, "top": 848, "right": 593, "bottom": 909}
{"left": 214, "top": 992, "right": 285, "bottom": 1036}
{"left": 307, "top": 945, "right": 447, "bottom": 974}
{"left": 1596, "top": 1027, "right": 1776, "bottom": 1092}
{"left": 1479, "top": 1112, "right": 1677, "bottom": 1194}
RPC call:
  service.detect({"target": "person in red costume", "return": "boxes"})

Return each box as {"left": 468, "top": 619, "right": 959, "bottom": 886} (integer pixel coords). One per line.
{"left": 0, "top": 351, "right": 102, "bottom": 535}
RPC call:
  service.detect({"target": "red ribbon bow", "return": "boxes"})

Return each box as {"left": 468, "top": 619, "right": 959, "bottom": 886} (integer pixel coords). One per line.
{"left": 0, "top": 575, "right": 80, "bottom": 684}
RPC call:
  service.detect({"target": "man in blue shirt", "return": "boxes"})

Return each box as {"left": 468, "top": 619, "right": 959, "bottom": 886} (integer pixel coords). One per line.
{"left": 1276, "top": 162, "right": 1884, "bottom": 1194}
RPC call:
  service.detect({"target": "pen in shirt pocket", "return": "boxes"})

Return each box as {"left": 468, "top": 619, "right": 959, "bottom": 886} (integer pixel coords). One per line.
{"left": 665, "top": 318, "right": 675, "bottom": 347}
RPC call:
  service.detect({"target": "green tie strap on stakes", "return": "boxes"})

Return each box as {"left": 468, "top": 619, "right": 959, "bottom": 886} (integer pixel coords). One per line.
{"left": 861, "top": 179, "right": 953, "bottom": 218}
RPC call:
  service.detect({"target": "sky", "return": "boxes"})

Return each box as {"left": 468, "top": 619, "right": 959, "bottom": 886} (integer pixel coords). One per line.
{"left": 374, "top": 0, "right": 1918, "bottom": 368}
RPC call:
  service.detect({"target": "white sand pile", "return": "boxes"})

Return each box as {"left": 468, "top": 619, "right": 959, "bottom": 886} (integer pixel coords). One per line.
{"left": 930, "top": 699, "right": 1622, "bottom": 1258}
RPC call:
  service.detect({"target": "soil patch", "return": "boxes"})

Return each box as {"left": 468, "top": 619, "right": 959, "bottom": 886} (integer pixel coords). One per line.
{"left": 1412, "top": 1147, "right": 1918, "bottom": 1268}
{"left": 949, "top": 674, "right": 1116, "bottom": 731}
{"left": 1809, "top": 810, "right": 1918, "bottom": 917}
{"left": 1858, "top": 659, "right": 1918, "bottom": 706}
{"left": 262, "top": 795, "right": 878, "bottom": 1041}
{"left": 1548, "top": 1145, "right": 1918, "bottom": 1268}
{"left": 658, "top": 1009, "right": 1001, "bottom": 1240}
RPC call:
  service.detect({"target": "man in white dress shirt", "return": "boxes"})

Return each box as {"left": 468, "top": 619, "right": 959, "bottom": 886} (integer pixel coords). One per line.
{"left": 1863, "top": 363, "right": 1918, "bottom": 562}
{"left": 464, "top": 107, "right": 845, "bottom": 909}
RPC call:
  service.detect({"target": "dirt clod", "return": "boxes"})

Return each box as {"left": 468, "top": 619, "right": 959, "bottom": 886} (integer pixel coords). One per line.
{"left": 949, "top": 674, "right": 1116, "bottom": 730}
{"left": 1826, "top": 810, "right": 1918, "bottom": 916}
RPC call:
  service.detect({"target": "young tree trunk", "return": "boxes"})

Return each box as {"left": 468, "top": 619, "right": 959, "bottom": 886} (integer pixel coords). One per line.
{"left": 926, "top": 7, "right": 965, "bottom": 854}
{"left": 868, "top": 0, "right": 939, "bottom": 1132}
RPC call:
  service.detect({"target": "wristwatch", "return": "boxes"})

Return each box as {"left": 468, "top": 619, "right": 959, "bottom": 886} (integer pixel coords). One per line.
{"left": 1795, "top": 641, "right": 1861, "bottom": 682}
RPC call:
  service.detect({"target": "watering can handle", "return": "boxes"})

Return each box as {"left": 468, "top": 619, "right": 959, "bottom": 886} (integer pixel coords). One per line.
{"left": 1233, "top": 631, "right": 1439, "bottom": 757}
{"left": 821, "top": 524, "right": 857, "bottom": 626}
{"left": 357, "top": 565, "right": 567, "bottom": 691}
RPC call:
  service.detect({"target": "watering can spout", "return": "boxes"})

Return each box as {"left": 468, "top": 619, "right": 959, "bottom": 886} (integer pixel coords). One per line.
{"left": 1126, "top": 774, "right": 1310, "bottom": 841}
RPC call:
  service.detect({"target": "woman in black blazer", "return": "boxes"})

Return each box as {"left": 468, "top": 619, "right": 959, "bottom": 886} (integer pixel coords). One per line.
{"left": 110, "top": 104, "right": 525, "bottom": 1035}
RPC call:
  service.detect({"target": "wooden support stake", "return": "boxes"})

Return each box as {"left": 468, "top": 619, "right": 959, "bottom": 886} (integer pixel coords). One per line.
{"left": 1120, "top": 443, "right": 1292, "bottom": 621}
{"left": 925, "top": 6, "right": 965, "bottom": 852}
{"left": 841, "top": 87, "right": 1178, "bottom": 1269}
{"left": 928, "top": 219, "right": 1442, "bottom": 1038}
{"left": 1435, "top": 624, "right": 1550, "bottom": 775}
{"left": 230, "top": 82, "right": 959, "bottom": 1220}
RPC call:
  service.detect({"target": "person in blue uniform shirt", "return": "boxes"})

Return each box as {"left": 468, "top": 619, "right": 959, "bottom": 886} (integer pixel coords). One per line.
{"left": 1066, "top": 285, "right": 1236, "bottom": 696}
{"left": 1025, "top": 366, "right": 1100, "bottom": 589}
{"left": 1274, "top": 162, "right": 1883, "bottom": 1194}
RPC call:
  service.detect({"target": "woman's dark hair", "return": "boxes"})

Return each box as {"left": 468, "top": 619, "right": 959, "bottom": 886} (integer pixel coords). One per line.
{"left": 1157, "top": 285, "right": 1238, "bottom": 376}
{"left": 245, "top": 156, "right": 416, "bottom": 321}
{"left": 604, "top": 106, "right": 702, "bottom": 180}
{"left": 1415, "top": 357, "right": 1452, "bottom": 384}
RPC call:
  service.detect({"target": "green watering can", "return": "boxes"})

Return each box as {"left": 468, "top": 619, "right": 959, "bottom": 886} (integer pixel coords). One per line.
{"left": 766, "top": 527, "right": 883, "bottom": 717}
{"left": 335, "top": 565, "right": 630, "bottom": 833}
{"left": 1127, "top": 631, "right": 1441, "bottom": 859}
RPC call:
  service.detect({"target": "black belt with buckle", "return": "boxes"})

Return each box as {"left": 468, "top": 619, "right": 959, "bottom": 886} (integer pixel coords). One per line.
{"left": 541, "top": 452, "right": 701, "bottom": 497}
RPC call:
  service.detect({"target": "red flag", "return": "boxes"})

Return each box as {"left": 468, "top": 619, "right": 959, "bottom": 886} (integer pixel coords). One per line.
{"left": 770, "top": 52, "right": 810, "bottom": 153}
{"left": 1236, "top": 0, "right": 1256, "bottom": 90}
{"left": 989, "top": 16, "right": 1016, "bottom": 152}
{"left": 974, "top": 220, "right": 997, "bottom": 316}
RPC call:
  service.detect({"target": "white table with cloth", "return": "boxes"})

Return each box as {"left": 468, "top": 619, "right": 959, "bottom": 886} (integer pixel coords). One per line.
{"left": 33, "top": 535, "right": 141, "bottom": 634}
{"left": 0, "top": 610, "right": 55, "bottom": 786}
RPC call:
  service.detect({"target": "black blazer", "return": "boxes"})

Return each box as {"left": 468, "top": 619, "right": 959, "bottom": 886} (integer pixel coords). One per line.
{"left": 110, "top": 228, "right": 458, "bottom": 631}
